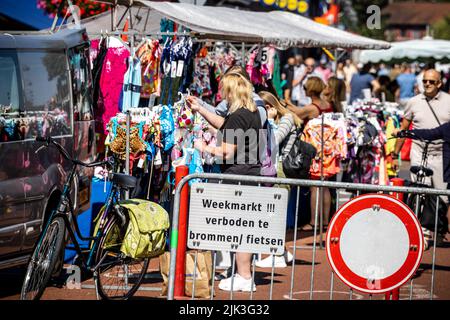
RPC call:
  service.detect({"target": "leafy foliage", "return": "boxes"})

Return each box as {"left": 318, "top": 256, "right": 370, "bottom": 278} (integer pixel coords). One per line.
{"left": 37, "top": 0, "right": 109, "bottom": 19}
{"left": 339, "top": 0, "right": 388, "bottom": 40}
{"left": 432, "top": 14, "right": 450, "bottom": 40}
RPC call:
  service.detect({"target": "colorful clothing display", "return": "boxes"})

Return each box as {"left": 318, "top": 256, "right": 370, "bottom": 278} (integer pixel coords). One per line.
{"left": 301, "top": 115, "right": 347, "bottom": 179}
{"left": 136, "top": 39, "right": 162, "bottom": 98}
{"left": 246, "top": 49, "right": 269, "bottom": 86}
{"left": 121, "top": 57, "right": 142, "bottom": 112}
{"left": 159, "top": 37, "right": 193, "bottom": 106}
{"left": 96, "top": 37, "right": 130, "bottom": 135}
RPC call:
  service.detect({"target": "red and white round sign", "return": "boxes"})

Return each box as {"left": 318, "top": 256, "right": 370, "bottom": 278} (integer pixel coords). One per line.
{"left": 326, "top": 194, "right": 423, "bottom": 294}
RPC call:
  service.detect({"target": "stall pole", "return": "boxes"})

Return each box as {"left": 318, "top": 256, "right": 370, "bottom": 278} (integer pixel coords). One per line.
{"left": 333, "top": 49, "right": 338, "bottom": 74}
{"left": 110, "top": 4, "right": 114, "bottom": 32}
{"left": 113, "top": 4, "right": 117, "bottom": 31}
{"left": 128, "top": 6, "right": 133, "bottom": 30}
{"left": 319, "top": 114, "right": 325, "bottom": 248}
{"left": 385, "top": 288, "right": 400, "bottom": 300}
{"left": 241, "top": 42, "right": 246, "bottom": 67}
{"left": 125, "top": 111, "right": 131, "bottom": 200}
{"left": 116, "top": 6, "right": 130, "bottom": 30}
{"left": 146, "top": 158, "right": 154, "bottom": 200}
{"left": 173, "top": 165, "right": 190, "bottom": 298}
{"left": 390, "top": 177, "right": 405, "bottom": 201}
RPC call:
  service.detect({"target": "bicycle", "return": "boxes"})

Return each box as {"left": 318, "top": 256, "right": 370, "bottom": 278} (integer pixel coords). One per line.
{"left": 21, "top": 136, "right": 150, "bottom": 300}
{"left": 395, "top": 130, "right": 448, "bottom": 249}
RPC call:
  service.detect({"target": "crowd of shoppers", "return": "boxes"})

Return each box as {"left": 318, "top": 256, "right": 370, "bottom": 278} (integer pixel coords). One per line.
{"left": 185, "top": 52, "right": 450, "bottom": 291}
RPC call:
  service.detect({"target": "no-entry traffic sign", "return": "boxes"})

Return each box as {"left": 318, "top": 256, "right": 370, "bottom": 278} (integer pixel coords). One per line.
{"left": 326, "top": 194, "right": 424, "bottom": 294}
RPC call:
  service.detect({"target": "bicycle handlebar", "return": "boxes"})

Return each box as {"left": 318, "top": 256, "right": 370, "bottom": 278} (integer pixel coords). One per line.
{"left": 35, "top": 136, "right": 114, "bottom": 168}
{"left": 395, "top": 130, "right": 441, "bottom": 145}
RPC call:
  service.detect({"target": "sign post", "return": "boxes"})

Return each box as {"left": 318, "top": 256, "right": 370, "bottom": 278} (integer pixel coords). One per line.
{"left": 326, "top": 194, "right": 423, "bottom": 296}
{"left": 173, "top": 165, "right": 189, "bottom": 298}
{"left": 188, "top": 183, "right": 289, "bottom": 254}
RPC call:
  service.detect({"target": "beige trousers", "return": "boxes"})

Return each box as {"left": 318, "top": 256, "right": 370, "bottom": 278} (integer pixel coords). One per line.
{"left": 410, "top": 144, "right": 448, "bottom": 204}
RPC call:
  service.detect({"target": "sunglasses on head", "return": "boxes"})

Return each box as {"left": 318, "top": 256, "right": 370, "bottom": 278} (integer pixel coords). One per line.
{"left": 422, "top": 79, "right": 437, "bottom": 85}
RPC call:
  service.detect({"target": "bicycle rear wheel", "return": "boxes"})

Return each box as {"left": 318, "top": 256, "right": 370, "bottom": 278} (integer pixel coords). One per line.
{"left": 21, "top": 217, "right": 65, "bottom": 300}
{"left": 94, "top": 216, "right": 150, "bottom": 300}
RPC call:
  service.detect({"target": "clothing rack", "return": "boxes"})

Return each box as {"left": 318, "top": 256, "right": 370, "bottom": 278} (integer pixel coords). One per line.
{"left": 87, "top": 30, "right": 196, "bottom": 38}
{"left": 92, "top": 25, "right": 268, "bottom": 190}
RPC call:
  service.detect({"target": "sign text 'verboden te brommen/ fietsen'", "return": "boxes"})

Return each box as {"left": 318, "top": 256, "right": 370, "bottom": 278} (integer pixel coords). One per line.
{"left": 188, "top": 183, "right": 288, "bottom": 254}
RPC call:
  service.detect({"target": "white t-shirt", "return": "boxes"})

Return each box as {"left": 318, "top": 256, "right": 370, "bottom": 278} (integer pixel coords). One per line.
{"left": 292, "top": 67, "right": 323, "bottom": 107}
{"left": 291, "top": 65, "right": 305, "bottom": 104}
{"left": 416, "top": 72, "right": 424, "bottom": 94}
{"left": 404, "top": 91, "right": 450, "bottom": 155}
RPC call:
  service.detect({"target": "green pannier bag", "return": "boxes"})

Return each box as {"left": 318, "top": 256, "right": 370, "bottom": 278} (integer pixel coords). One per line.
{"left": 118, "top": 199, "right": 170, "bottom": 259}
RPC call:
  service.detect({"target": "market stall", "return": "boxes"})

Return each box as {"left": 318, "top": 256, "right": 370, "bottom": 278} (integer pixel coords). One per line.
{"left": 52, "top": 1, "right": 396, "bottom": 252}
{"left": 357, "top": 37, "right": 450, "bottom": 64}
{"left": 80, "top": 1, "right": 390, "bottom": 50}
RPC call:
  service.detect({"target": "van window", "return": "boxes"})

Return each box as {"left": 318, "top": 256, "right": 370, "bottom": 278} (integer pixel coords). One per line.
{"left": 19, "top": 50, "right": 72, "bottom": 139}
{"left": 0, "top": 50, "right": 23, "bottom": 143}
{"left": 69, "top": 45, "right": 94, "bottom": 121}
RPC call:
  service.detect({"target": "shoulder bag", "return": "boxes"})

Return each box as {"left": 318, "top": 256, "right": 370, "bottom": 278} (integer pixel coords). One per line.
{"left": 282, "top": 128, "right": 317, "bottom": 179}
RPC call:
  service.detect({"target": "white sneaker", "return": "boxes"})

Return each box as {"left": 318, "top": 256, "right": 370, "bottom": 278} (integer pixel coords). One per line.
{"left": 255, "top": 255, "right": 287, "bottom": 268}
{"left": 218, "top": 274, "right": 256, "bottom": 292}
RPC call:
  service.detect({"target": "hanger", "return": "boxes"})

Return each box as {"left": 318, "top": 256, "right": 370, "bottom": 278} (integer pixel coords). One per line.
{"left": 107, "top": 31, "right": 131, "bottom": 51}
{"left": 135, "top": 35, "right": 153, "bottom": 54}
{"left": 163, "top": 32, "right": 173, "bottom": 48}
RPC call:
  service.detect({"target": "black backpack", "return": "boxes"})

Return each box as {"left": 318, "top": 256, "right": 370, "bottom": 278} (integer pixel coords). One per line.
{"left": 282, "top": 129, "right": 317, "bottom": 179}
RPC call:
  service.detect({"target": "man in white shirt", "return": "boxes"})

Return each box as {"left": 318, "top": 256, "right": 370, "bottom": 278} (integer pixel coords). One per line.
{"left": 391, "top": 69, "right": 450, "bottom": 248}
{"left": 291, "top": 57, "right": 322, "bottom": 107}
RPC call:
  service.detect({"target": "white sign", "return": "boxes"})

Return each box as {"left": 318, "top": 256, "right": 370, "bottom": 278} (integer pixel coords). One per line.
{"left": 188, "top": 183, "right": 288, "bottom": 254}
{"left": 260, "top": 47, "right": 269, "bottom": 64}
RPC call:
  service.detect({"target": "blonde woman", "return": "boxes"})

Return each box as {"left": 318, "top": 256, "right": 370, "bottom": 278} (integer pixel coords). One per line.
{"left": 194, "top": 72, "right": 261, "bottom": 292}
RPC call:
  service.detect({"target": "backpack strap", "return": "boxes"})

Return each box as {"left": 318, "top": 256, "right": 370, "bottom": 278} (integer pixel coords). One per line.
{"left": 256, "top": 105, "right": 268, "bottom": 128}
{"left": 282, "top": 127, "right": 303, "bottom": 156}
{"left": 425, "top": 99, "right": 442, "bottom": 126}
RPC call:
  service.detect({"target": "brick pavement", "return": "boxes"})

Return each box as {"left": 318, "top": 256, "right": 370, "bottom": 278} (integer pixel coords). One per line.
{"left": 1, "top": 229, "right": 449, "bottom": 301}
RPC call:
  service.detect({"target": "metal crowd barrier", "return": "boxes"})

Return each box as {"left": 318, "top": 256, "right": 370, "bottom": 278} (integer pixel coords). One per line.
{"left": 167, "top": 173, "right": 450, "bottom": 301}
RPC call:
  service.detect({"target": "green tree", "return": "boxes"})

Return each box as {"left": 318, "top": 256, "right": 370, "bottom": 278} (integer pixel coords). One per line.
{"left": 339, "top": 0, "right": 389, "bottom": 40}
{"left": 432, "top": 14, "right": 450, "bottom": 40}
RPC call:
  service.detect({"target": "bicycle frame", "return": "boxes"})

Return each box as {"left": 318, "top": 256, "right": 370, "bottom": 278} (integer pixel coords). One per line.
{"left": 415, "top": 141, "right": 431, "bottom": 184}
{"left": 35, "top": 159, "right": 121, "bottom": 273}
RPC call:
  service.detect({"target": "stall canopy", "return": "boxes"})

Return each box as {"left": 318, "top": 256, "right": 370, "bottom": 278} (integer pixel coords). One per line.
{"left": 80, "top": 1, "right": 390, "bottom": 50}
{"left": 358, "top": 37, "right": 450, "bottom": 64}
{"left": 70, "top": 5, "right": 163, "bottom": 35}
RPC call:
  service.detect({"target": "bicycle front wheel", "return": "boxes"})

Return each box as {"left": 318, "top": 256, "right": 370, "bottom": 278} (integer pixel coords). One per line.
{"left": 94, "top": 216, "right": 150, "bottom": 300}
{"left": 21, "top": 217, "right": 65, "bottom": 300}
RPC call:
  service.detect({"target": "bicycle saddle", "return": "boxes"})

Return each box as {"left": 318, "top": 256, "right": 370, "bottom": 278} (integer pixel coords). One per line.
{"left": 111, "top": 173, "right": 137, "bottom": 189}
{"left": 410, "top": 165, "right": 434, "bottom": 177}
